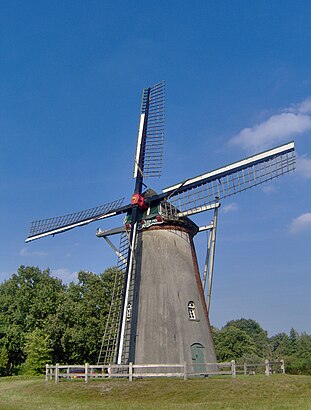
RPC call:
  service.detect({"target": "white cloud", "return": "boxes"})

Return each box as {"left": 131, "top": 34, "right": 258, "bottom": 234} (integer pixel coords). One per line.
{"left": 297, "top": 97, "right": 311, "bottom": 114}
{"left": 222, "top": 203, "right": 238, "bottom": 213}
{"left": 289, "top": 213, "right": 311, "bottom": 234}
{"left": 20, "top": 247, "right": 48, "bottom": 257}
{"left": 230, "top": 97, "right": 311, "bottom": 151}
{"left": 52, "top": 268, "right": 78, "bottom": 283}
{"left": 297, "top": 155, "right": 311, "bottom": 178}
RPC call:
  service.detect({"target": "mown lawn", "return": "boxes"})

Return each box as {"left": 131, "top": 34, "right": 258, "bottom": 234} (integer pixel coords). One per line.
{"left": 0, "top": 374, "right": 311, "bottom": 409}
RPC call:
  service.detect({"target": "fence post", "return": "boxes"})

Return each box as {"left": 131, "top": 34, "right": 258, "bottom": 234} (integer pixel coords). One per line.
{"left": 280, "top": 359, "right": 285, "bottom": 374}
{"left": 129, "top": 362, "right": 133, "bottom": 382}
{"left": 55, "top": 363, "right": 59, "bottom": 385}
{"left": 265, "top": 359, "right": 270, "bottom": 376}
{"left": 183, "top": 361, "right": 188, "bottom": 381}
{"left": 231, "top": 360, "right": 236, "bottom": 378}
{"left": 243, "top": 363, "right": 247, "bottom": 375}
{"left": 85, "top": 363, "right": 89, "bottom": 384}
{"left": 45, "top": 364, "right": 49, "bottom": 382}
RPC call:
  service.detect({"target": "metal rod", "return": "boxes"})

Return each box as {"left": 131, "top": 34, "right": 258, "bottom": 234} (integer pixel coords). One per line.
{"left": 202, "top": 227, "right": 213, "bottom": 292}
{"left": 102, "top": 236, "right": 128, "bottom": 265}
{"left": 205, "top": 204, "right": 220, "bottom": 315}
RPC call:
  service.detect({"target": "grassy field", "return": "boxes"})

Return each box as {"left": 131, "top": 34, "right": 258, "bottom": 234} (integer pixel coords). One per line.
{"left": 0, "top": 374, "right": 311, "bottom": 409}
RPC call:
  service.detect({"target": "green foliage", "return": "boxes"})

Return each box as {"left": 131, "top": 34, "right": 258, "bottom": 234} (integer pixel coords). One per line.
{"left": 268, "top": 329, "right": 311, "bottom": 375}
{"left": 54, "top": 268, "right": 117, "bottom": 364}
{"left": 270, "top": 332, "right": 291, "bottom": 358}
{"left": 212, "top": 325, "right": 257, "bottom": 361}
{"left": 213, "top": 319, "right": 311, "bottom": 375}
{"left": 0, "top": 346, "right": 9, "bottom": 376}
{"left": 21, "top": 329, "right": 52, "bottom": 375}
{"left": 0, "top": 265, "right": 117, "bottom": 375}
{"left": 224, "top": 318, "right": 269, "bottom": 357}
{"left": 0, "top": 266, "right": 65, "bottom": 374}
{"left": 213, "top": 318, "right": 267, "bottom": 362}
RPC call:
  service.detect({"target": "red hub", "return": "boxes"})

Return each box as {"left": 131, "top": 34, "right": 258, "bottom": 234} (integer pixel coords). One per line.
{"left": 131, "top": 193, "right": 148, "bottom": 209}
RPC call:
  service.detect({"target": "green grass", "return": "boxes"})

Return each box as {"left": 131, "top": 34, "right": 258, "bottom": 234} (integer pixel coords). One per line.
{"left": 0, "top": 374, "right": 311, "bottom": 409}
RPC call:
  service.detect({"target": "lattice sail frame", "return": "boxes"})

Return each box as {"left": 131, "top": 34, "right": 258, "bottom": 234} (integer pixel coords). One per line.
{"left": 160, "top": 142, "right": 295, "bottom": 217}
{"left": 26, "top": 198, "right": 125, "bottom": 242}
{"left": 133, "top": 81, "right": 165, "bottom": 179}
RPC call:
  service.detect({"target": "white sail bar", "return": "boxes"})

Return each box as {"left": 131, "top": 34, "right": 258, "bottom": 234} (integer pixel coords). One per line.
{"left": 133, "top": 113, "right": 146, "bottom": 178}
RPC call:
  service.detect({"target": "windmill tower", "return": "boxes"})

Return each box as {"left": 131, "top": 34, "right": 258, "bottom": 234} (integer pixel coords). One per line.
{"left": 26, "top": 81, "right": 296, "bottom": 372}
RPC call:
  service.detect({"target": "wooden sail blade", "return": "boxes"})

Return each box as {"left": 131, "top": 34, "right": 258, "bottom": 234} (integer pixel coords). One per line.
{"left": 133, "top": 81, "right": 165, "bottom": 179}
{"left": 160, "top": 142, "right": 295, "bottom": 217}
{"left": 25, "top": 198, "right": 130, "bottom": 242}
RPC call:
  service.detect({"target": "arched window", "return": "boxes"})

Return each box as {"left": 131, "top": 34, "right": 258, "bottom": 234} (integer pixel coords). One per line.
{"left": 126, "top": 303, "right": 132, "bottom": 321}
{"left": 188, "top": 301, "right": 196, "bottom": 320}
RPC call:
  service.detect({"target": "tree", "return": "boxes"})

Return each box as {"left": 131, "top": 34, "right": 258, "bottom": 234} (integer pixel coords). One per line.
{"left": 48, "top": 267, "right": 118, "bottom": 364}
{"left": 289, "top": 328, "right": 299, "bottom": 355}
{"left": 224, "top": 318, "right": 269, "bottom": 358}
{"left": 0, "top": 266, "right": 65, "bottom": 374}
{"left": 296, "top": 332, "right": 311, "bottom": 360}
{"left": 0, "top": 346, "right": 9, "bottom": 376}
{"left": 213, "top": 325, "right": 257, "bottom": 361}
{"left": 21, "top": 329, "right": 52, "bottom": 375}
{"left": 270, "top": 332, "right": 291, "bottom": 358}
{"left": 0, "top": 265, "right": 118, "bottom": 373}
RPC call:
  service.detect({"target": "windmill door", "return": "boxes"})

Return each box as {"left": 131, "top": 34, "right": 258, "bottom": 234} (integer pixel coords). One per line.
{"left": 191, "top": 343, "right": 206, "bottom": 373}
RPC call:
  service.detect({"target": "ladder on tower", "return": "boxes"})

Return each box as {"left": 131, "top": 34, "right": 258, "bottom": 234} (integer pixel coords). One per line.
{"left": 97, "top": 231, "right": 129, "bottom": 365}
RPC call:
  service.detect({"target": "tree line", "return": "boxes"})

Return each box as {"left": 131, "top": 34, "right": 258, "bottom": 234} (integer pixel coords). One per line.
{"left": 212, "top": 319, "right": 311, "bottom": 375}
{"left": 0, "top": 266, "right": 310, "bottom": 376}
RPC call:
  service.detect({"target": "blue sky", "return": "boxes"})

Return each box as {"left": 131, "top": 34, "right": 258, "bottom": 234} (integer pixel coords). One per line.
{"left": 1, "top": 1, "right": 310, "bottom": 335}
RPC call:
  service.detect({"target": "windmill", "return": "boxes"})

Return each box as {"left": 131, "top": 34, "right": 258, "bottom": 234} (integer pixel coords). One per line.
{"left": 26, "top": 81, "right": 295, "bottom": 371}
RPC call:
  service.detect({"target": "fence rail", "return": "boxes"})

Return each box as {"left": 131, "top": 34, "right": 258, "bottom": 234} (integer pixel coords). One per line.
{"left": 46, "top": 359, "right": 285, "bottom": 384}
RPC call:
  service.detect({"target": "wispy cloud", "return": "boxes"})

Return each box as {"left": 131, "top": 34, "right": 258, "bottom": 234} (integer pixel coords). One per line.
{"left": 297, "top": 155, "right": 311, "bottom": 178}
{"left": 296, "top": 97, "right": 311, "bottom": 114}
{"left": 51, "top": 268, "right": 78, "bottom": 283}
{"left": 230, "top": 97, "right": 311, "bottom": 151}
{"left": 20, "top": 247, "right": 48, "bottom": 257}
{"left": 289, "top": 212, "right": 311, "bottom": 233}
{"left": 221, "top": 203, "right": 238, "bottom": 214}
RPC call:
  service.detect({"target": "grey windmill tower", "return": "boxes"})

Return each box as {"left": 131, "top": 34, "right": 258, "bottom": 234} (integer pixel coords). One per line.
{"left": 26, "top": 81, "right": 296, "bottom": 370}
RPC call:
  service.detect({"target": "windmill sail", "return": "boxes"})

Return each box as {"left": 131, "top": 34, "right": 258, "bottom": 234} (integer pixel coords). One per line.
{"left": 160, "top": 142, "right": 295, "bottom": 217}
{"left": 26, "top": 198, "right": 129, "bottom": 242}
{"left": 133, "top": 81, "right": 165, "bottom": 179}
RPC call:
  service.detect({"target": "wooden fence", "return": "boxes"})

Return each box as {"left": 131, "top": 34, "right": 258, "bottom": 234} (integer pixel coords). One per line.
{"left": 46, "top": 360, "right": 285, "bottom": 384}
{"left": 235, "top": 359, "right": 285, "bottom": 376}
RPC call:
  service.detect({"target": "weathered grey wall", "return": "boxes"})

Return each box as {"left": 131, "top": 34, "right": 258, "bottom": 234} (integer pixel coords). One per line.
{"left": 130, "top": 225, "right": 217, "bottom": 368}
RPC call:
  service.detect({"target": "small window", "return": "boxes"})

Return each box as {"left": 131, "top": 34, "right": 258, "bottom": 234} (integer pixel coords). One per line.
{"left": 188, "top": 301, "right": 196, "bottom": 320}
{"left": 126, "top": 303, "right": 132, "bottom": 321}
